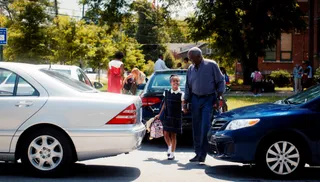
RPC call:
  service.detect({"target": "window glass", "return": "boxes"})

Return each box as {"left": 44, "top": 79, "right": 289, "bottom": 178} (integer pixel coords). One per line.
{"left": 16, "top": 77, "right": 38, "bottom": 96}
{"left": 79, "top": 69, "right": 93, "bottom": 87}
{"left": 148, "top": 72, "right": 186, "bottom": 93}
{"left": 265, "top": 47, "right": 276, "bottom": 61}
{"left": 40, "top": 69, "right": 96, "bottom": 92}
{"left": 0, "top": 69, "right": 15, "bottom": 96}
{"left": 51, "top": 69, "right": 71, "bottom": 76}
{"left": 280, "top": 33, "right": 292, "bottom": 61}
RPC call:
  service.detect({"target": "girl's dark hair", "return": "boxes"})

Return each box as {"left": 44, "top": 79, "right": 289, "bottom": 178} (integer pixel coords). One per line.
{"left": 170, "top": 74, "right": 179, "bottom": 82}
{"left": 115, "top": 51, "right": 124, "bottom": 59}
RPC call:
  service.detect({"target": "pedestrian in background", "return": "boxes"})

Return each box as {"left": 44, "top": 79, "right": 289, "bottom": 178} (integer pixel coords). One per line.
{"left": 293, "top": 63, "right": 303, "bottom": 93}
{"left": 252, "top": 68, "right": 263, "bottom": 96}
{"left": 108, "top": 51, "right": 124, "bottom": 93}
{"left": 155, "top": 75, "right": 184, "bottom": 160}
{"left": 183, "top": 47, "right": 225, "bottom": 163}
{"left": 183, "top": 57, "right": 191, "bottom": 69}
{"left": 176, "top": 63, "right": 182, "bottom": 69}
{"left": 154, "top": 55, "right": 169, "bottom": 72}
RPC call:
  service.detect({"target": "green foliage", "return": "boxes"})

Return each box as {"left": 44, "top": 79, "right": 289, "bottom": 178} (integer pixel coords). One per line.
{"left": 314, "top": 67, "right": 320, "bottom": 83}
{"left": 163, "top": 50, "right": 175, "bottom": 68}
{"left": 132, "top": 0, "right": 169, "bottom": 61}
{"left": 270, "top": 70, "right": 291, "bottom": 87}
{"left": 166, "top": 19, "right": 189, "bottom": 43}
{"left": 4, "top": 0, "right": 53, "bottom": 63}
{"left": 187, "top": 0, "right": 306, "bottom": 84}
{"left": 143, "top": 60, "right": 154, "bottom": 76}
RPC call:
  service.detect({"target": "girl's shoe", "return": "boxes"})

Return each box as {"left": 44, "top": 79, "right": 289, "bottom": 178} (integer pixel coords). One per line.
{"left": 167, "top": 146, "right": 172, "bottom": 157}
{"left": 168, "top": 153, "right": 175, "bottom": 160}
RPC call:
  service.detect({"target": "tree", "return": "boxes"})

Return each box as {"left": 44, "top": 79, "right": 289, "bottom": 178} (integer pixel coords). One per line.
{"left": 82, "top": 0, "right": 131, "bottom": 31}
{"left": 166, "top": 19, "right": 189, "bottom": 43}
{"left": 3, "top": 0, "right": 53, "bottom": 63}
{"left": 132, "top": 0, "right": 170, "bottom": 62}
{"left": 187, "top": 0, "right": 306, "bottom": 84}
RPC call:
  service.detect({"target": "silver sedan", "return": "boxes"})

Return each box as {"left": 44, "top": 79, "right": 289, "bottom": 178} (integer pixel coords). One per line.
{"left": 0, "top": 62, "right": 146, "bottom": 176}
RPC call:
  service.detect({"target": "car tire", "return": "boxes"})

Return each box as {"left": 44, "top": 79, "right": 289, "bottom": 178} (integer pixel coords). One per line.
{"left": 20, "top": 127, "right": 73, "bottom": 176}
{"left": 257, "top": 137, "right": 305, "bottom": 178}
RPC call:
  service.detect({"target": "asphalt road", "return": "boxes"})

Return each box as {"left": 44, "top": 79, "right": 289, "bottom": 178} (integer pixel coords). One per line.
{"left": 0, "top": 137, "right": 319, "bottom": 182}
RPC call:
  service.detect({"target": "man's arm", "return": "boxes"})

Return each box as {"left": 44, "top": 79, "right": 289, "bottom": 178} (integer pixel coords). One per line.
{"left": 213, "top": 63, "right": 226, "bottom": 97}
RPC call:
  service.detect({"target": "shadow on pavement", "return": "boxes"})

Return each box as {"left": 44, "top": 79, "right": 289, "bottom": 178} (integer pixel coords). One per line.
{"left": 205, "top": 165, "right": 320, "bottom": 181}
{"left": 177, "top": 162, "right": 208, "bottom": 171}
{"left": 0, "top": 162, "right": 141, "bottom": 181}
{"left": 144, "top": 157, "right": 178, "bottom": 165}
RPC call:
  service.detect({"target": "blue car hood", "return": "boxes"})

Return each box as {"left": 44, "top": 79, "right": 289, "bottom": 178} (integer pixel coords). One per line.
{"left": 218, "top": 103, "right": 292, "bottom": 119}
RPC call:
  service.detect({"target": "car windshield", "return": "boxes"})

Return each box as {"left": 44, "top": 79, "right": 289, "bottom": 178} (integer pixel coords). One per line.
{"left": 283, "top": 84, "right": 320, "bottom": 105}
{"left": 40, "top": 69, "right": 97, "bottom": 93}
{"left": 148, "top": 72, "right": 186, "bottom": 93}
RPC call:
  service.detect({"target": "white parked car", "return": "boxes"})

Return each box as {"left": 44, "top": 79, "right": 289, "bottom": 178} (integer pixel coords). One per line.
{"left": 0, "top": 62, "right": 145, "bottom": 175}
{"left": 37, "top": 65, "right": 103, "bottom": 89}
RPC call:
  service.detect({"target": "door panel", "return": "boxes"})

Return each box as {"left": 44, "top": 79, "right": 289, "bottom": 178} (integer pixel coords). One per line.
{"left": 0, "top": 69, "right": 47, "bottom": 152}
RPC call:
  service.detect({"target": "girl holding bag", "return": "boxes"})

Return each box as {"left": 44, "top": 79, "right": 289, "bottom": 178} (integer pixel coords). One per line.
{"left": 155, "top": 75, "right": 184, "bottom": 160}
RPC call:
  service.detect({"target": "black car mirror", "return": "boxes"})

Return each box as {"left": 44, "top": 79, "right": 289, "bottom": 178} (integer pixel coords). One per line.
{"left": 94, "top": 82, "right": 103, "bottom": 89}
{"left": 137, "top": 84, "right": 146, "bottom": 90}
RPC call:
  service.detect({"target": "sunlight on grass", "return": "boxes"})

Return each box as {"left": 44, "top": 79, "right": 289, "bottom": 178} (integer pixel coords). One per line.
{"left": 225, "top": 96, "right": 286, "bottom": 110}
{"left": 275, "top": 87, "right": 293, "bottom": 91}
{"left": 98, "top": 81, "right": 108, "bottom": 92}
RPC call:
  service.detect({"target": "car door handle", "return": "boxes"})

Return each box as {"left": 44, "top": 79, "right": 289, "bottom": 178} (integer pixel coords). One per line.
{"left": 15, "top": 101, "right": 33, "bottom": 107}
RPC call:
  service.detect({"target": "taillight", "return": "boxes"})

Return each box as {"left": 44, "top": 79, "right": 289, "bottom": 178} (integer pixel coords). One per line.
{"left": 141, "top": 97, "right": 161, "bottom": 106}
{"left": 107, "top": 104, "right": 137, "bottom": 124}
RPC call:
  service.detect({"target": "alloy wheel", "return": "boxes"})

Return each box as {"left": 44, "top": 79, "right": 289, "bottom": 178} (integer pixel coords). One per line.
{"left": 28, "top": 135, "right": 63, "bottom": 171}
{"left": 265, "top": 141, "right": 300, "bottom": 175}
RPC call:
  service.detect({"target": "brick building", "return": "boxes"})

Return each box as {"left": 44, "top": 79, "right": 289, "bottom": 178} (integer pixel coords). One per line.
{"left": 236, "top": 0, "right": 320, "bottom": 76}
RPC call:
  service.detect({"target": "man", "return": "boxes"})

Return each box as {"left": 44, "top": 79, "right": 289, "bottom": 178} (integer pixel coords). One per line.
{"left": 293, "top": 64, "right": 303, "bottom": 93}
{"left": 183, "top": 57, "right": 191, "bottom": 69}
{"left": 183, "top": 47, "right": 225, "bottom": 163}
{"left": 154, "top": 55, "right": 169, "bottom": 72}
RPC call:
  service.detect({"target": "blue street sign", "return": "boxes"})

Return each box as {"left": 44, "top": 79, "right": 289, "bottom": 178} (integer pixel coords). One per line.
{"left": 0, "top": 28, "right": 7, "bottom": 45}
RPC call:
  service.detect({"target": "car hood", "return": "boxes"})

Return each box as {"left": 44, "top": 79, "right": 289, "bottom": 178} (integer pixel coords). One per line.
{"left": 217, "top": 103, "right": 292, "bottom": 119}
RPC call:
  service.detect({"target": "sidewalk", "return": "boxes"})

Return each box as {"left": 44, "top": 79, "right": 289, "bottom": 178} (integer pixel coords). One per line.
{"left": 225, "top": 90, "right": 294, "bottom": 97}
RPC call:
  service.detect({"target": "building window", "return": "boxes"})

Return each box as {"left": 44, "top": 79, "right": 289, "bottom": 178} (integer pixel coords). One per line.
{"left": 280, "top": 33, "right": 292, "bottom": 61}
{"left": 264, "top": 47, "right": 276, "bottom": 61}
{"left": 206, "top": 48, "right": 212, "bottom": 55}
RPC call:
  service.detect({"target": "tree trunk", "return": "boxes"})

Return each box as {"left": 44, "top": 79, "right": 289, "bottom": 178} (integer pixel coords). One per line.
{"left": 240, "top": 52, "right": 258, "bottom": 85}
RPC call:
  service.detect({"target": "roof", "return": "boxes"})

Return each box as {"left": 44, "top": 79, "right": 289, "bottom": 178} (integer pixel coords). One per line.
{"left": 36, "top": 64, "right": 80, "bottom": 70}
{"left": 167, "top": 42, "right": 207, "bottom": 54}
{"left": 154, "top": 69, "right": 187, "bottom": 74}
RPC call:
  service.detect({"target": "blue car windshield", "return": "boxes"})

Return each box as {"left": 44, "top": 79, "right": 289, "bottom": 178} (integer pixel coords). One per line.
{"left": 284, "top": 84, "right": 320, "bottom": 104}
{"left": 148, "top": 73, "right": 186, "bottom": 93}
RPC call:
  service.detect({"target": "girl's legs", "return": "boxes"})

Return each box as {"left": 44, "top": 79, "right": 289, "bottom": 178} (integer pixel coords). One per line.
{"left": 163, "top": 131, "right": 172, "bottom": 152}
{"left": 170, "top": 133, "right": 177, "bottom": 153}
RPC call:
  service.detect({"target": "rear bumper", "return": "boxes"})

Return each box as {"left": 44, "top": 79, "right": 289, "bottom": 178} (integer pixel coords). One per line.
{"left": 68, "top": 122, "right": 146, "bottom": 161}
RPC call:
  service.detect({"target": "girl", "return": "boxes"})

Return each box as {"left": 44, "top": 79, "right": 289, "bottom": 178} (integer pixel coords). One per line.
{"left": 108, "top": 52, "right": 124, "bottom": 93}
{"left": 155, "top": 75, "right": 184, "bottom": 160}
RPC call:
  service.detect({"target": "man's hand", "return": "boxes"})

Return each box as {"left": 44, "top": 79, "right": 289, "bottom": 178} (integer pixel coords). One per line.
{"left": 154, "top": 114, "right": 160, "bottom": 120}
{"left": 182, "top": 101, "right": 189, "bottom": 114}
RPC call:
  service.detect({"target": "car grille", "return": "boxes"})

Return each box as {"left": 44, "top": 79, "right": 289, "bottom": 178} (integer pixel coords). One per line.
{"left": 212, "top": 120, "right": 228, "bottom": 130}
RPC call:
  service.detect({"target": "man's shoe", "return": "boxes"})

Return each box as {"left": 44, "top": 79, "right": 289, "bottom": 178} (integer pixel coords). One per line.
{"left": 189, "top": 155, "right": 201, "bottom": 162}
{"left": 199, "top": 156, "right": 206, "bottom": 163}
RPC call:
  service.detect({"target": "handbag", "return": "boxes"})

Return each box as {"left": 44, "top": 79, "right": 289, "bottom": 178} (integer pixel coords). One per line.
{"left": 150, "top": 119, "right": 164, "bottom": 139}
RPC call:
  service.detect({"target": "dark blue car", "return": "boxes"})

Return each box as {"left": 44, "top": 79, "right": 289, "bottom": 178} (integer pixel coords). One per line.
{"left": 208, "top": 84, "right": 320, "bottom": 177}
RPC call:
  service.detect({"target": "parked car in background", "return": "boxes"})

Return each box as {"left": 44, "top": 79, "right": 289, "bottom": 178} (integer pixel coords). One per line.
{"left": 208, "top": 84, "right": 320, "bottom": 177}
{"left": 139, "top": 70, "right": 193, "bottom": 131}
{"left": 0, "top": 62, "right": 145, "bottom": 176}
{"left": 37, "top": 65, "right": 103, "bottom": 89}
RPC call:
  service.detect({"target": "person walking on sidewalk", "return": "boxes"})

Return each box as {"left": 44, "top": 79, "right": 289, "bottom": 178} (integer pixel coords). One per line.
{"left": 293, "top": 64, "right": 303, "bottom": 93}
{"left": 154, "top": 55, "right": 169, "bottom": 72}
{"left": 183, "top": 47, "right": 225, "bottom": 163}
{"left": 155, "top": 75, "right": 184, "bottom": 160}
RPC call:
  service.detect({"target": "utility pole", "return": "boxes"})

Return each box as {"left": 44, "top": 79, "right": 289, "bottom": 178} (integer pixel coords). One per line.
{"left": 82, "top": 2, "right": 85, "bottom": 18}
{"left": 0, "top": 45, "right": 3, "bottom": 62}
{"left": 308, "top": 0, "right": 314, "bottom": 67}
{"left": 54, "top": 0, "right": 58, "bottom": 17}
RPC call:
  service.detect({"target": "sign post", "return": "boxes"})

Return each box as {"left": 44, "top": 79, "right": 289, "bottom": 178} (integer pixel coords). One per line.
{"left": 0, "top": 28, "right": 8, "bottom": 62}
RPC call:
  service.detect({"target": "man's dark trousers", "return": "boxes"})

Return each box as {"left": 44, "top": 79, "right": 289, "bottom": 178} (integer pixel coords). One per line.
{"left": 191, "top": 94, "right": 215, "bottom": 159}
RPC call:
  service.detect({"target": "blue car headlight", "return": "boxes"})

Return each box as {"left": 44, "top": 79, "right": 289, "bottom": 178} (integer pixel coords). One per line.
{"left": 225, "top": 119, "right": 260, "bottom": 130}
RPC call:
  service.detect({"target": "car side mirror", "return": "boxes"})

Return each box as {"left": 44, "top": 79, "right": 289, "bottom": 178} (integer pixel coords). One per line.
{"left": 137, "top": 84, "right": 146, "bottom": 90}
{"left": 94, "top": 82, "right": 103, "bottom": 89}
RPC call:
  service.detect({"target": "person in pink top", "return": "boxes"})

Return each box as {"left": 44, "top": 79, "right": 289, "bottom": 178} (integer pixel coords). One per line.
{"left": 108, "top": 52, "right": 124, "bottom": 93}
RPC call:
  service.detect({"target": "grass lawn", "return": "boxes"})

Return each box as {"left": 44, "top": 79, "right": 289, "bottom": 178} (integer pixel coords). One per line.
{"left": 275, "top": 87, "right": 293, "bottom": 91}
{"left": 225, "top": 96, "right": 287, "bottom": 110}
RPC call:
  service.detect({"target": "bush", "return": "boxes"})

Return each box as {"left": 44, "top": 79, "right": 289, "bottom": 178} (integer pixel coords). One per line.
{"left": 314, "top": 67, "right": 320, "bottom": 83}
{"left": 269, "top": 70, "right": 291, "bottom": 87}
{"left": 143, "top": 60, "right": 154, "bottom": 76}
